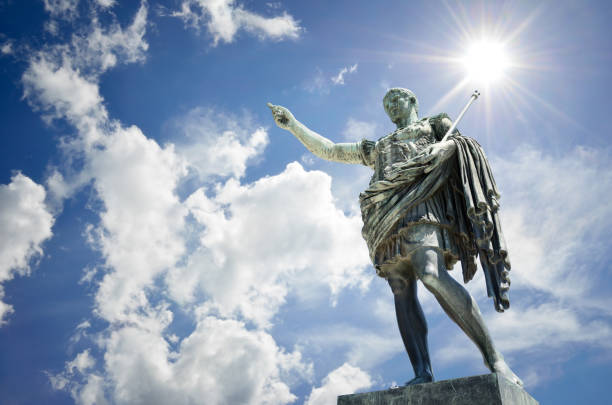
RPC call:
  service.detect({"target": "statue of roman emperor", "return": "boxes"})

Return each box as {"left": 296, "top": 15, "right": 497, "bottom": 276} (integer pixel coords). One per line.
{"left": 268, "top": 88, "right": 522, "bottom": 387}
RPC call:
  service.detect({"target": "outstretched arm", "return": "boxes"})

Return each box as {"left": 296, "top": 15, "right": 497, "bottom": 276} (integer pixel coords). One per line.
{"left": 268, "top": 103, "right": 363, "bottom": 164}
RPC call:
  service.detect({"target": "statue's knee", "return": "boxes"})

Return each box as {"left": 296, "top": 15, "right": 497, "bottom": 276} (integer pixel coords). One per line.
{"left": 417, "top": 265, "right": 440, "bottom": 290}
{"left": 388, "top": 277, "right": 408, "bottom": 295}
{"left": 413, "top": 249, "right": 442, "bottom": 289}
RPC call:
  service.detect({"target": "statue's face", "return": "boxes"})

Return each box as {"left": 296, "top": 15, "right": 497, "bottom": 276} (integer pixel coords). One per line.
{"left": 383, "top": 91, "right": 415, "bottom": 123}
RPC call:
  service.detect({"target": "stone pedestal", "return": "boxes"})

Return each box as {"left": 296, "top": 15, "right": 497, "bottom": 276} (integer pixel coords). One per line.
{"left": 337, "top": 373, "right": 538, "bottom": 405}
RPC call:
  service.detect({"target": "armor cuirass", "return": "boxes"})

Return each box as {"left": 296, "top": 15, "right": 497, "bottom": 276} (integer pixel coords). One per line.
{"left": 372, "top": 119, "right": 436, "bottom": 183}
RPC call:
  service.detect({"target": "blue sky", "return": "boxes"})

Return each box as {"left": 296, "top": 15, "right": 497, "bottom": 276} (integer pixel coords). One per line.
{"left": 1, "top": 1, "right": 611, "bottom": 404}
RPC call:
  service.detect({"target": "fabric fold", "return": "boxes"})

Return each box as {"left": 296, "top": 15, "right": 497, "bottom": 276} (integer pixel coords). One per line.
{"left": 359, "top": 135, "right": 511, "bottom": 312}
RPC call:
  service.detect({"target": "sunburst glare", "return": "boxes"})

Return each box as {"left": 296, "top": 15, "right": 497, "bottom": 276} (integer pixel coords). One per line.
{"left": 462, "top": 40, "right": 510, "bottom": 84}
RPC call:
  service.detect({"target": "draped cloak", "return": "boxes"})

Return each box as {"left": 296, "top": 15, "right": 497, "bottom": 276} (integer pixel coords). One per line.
{"left": 357, "top": 114, "right": 511, "bottom": 312}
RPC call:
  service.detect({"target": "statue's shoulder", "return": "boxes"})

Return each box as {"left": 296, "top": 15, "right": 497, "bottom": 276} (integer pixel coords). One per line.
{"left": 427, "top": 112, "right": 452, "bottom": 126}
{"left": 357, "top": 138, "right": 377, "bottom": 168}
{"left": 427, "top": 113, "right": 453, "bottom": 140}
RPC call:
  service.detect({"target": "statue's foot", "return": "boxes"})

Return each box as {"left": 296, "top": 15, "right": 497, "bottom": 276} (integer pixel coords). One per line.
{"left": 404, "top": 374, "right": 433, "bottom": 386}
{"left": 492, "top": 359, "right": 523, "bottom": 387}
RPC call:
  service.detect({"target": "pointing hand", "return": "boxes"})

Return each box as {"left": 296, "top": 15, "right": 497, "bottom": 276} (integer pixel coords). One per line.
{"left": 267, "top": 103, "right": 295, "bottom": 130}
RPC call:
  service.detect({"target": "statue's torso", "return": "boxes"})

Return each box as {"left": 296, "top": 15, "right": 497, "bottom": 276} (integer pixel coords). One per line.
{"left": 372, "top": 118, "right": 437, "bottom": 182}
{"left": 360, "top": 116, "right": 461, "bottom": 278}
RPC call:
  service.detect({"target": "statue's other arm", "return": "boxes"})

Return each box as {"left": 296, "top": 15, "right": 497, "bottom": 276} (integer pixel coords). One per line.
{"left": 268, "top": 103, "right": 364, "bottom": 164}
{"left": 430, "top": 113, "right": 458, "bottom": 141}
{"left": 414, "top": 113, "right": 458, "bottom": 172}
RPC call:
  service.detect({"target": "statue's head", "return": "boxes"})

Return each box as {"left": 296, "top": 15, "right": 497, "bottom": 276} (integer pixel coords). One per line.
{"left": 383, "top": 88, "right": 419, "bottom": 125}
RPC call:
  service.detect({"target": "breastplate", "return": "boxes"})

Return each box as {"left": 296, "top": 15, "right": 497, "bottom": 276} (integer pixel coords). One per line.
{"left": 373, "top": 120, "right": 436, "bottom": 181}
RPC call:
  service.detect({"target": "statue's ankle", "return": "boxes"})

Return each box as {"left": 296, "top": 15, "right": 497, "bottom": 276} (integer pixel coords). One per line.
{"left": 405, "top": 373, "right": 433, "bottom": 386}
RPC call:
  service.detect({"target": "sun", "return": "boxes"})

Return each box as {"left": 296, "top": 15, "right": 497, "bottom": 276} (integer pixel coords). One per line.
{"left": 462, "top": 40, "right": 510, "bottom": 84}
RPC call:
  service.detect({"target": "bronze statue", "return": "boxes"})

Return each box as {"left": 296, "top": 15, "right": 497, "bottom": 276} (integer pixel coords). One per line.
{"left": 268, "top": 88, "right": 522, "bottom": 386}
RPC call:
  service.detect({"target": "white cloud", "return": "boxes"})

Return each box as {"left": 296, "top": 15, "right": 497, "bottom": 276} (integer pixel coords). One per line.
{"left": 0, "top": 173, "right": 54, "bottom": 325}
{"left": 171, "top": 316, "right": 310, "bottom": 404}
{"left": 331, "top": 63, "right": 357, "bottom": 86}
{"left": 0, "top": 297, "right": 13, "bottom": 325}
{"left": 169, "top": 161, "right": 372, "bottom": 327}
{"left": 50, "top": 350, "right": 111, "bottom": 405}
{"left": 76, "top": 374, "right": 109, "bottom": 405}
{"left": 304, "top": 64, "right": 358, "bottom": 94}
{"left": 67, "top": 350, "right": 96, "bottom": 374}
{"left": 94, "top": 0, "right": 115, "bottom": 7}
{"left": 301, "top": 153, "right": 315, "bottom": 166}
{"left": 494, "top": 145, "right": 612, "bottom": 305}
{"left": 489, "top": 303, "right": 612, "bottom": 353}
{"left": 45, "top": 20, "right": 60, "bottom": 36}
{"left": 305, "top": 363, "right": 373, "bottom": 405}
{"left": 43, "top": 0, "right": 80, "bottom": 19}
{"left": 0, "top": 173, "right": 54, "bottom": 275}
{"left": 23, "top": 57, "right": 107, "bottom": 127}
{"left": 23, "top": 2, "right": 612, "bottom": 398}
{"left": 60, "top": 315, "right": 310, "bottom": 405}
{"left": 342, "top": 117, "right": 376, "bottom": 141}
{"left": 236, "top": 8, "right": 301, "bottom": 41}
{"left": 72, "top": 3, "right": 148, "bottom": 73}
{"left": 266, "top": 2, "right": 282, "bottom": 10}
{"left": 172, "top": 0, "right": 302, "bottom": 46}
{"left": 23, "top": 3, "right": 369, "bottom": 403}
{"left": 22, "top": 15, "right": 317, "bottom": 399}
{"left": 88, "top": 125, "right": 188, "bottom": 323}
{"left": 1, "top": 41, "right": 13, "bottom": 55}
{"left": 170, "top": 107, "right": 268, "bottom": 180}
{"left": 22, "top": 2, "right": 148, "bottom": 129}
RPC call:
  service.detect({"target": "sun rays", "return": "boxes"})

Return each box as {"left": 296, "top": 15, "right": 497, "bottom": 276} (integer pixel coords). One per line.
{"left": 400, "top": 1, "right": 585, "bottom": 147}
{"left": 462, "top": 40, "right": 510, "bottom": 84}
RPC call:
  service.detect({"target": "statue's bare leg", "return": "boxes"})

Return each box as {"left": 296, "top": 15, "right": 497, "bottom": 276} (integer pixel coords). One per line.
{"left": 388, "top": 275, "right": 433, "bottom": 385}
{"left": 411, "top": 247, "right": 523, "bottom": 386}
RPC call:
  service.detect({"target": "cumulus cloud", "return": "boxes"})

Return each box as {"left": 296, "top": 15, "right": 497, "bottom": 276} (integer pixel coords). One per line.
{"left": 168, "top": 316, "right": 310, "bottom": 404}
{"left": 168, "top": 161, "right": 371, "bottom": 327}
{"left": 331, "top": 64, "right": 357, "bottom": 86}
{"left": 305, "top": 363, "right": 373, "bottom": 405}
{"left": 88, "top": 125, "right": 188, "bottom": 323}
{"left": 23, "top": 57, "right": 107, "bottom": 127}
{"left": 22, "top": 2, "right": 612, "bottom": 399}
{"left": 170, "top": 107, "right": 268, "bottom": 180}
{"left": 0, "top": 173, "right": 54, "bottom": 325}
{"left": 57, "top": 314, "right": 311, "bottom": 405}
{"left": 22, "top": 2, "right": 147, "bottom": 129}
{"left": 21, "top": 3, "right": 364, "bottom": 403}
{"left": 172, "top": 0, "right": 302, "bottom": 46}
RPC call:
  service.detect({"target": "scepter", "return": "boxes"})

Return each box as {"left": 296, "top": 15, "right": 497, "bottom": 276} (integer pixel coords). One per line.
{"left": 441, "top": 90, "right": 480, "bottom": 142}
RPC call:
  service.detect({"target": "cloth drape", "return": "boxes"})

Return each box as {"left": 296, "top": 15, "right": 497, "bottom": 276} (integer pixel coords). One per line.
{"left": 359, "top": 134, "right": 511, "bottom": 312}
